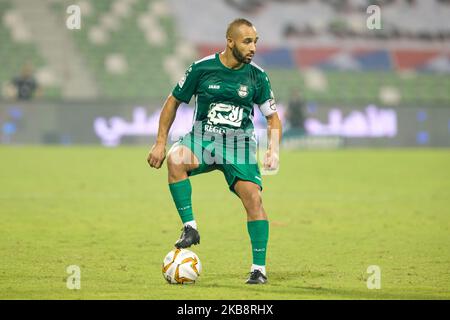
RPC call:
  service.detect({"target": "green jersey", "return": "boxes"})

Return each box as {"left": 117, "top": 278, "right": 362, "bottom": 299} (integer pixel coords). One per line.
{"left": 172, "top": 52, "right": 276, "bottom": 136}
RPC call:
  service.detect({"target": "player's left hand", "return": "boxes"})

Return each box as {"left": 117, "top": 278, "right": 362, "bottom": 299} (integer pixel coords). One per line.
{"left": 263, "top": 149, "right": 279, "bottom": 171}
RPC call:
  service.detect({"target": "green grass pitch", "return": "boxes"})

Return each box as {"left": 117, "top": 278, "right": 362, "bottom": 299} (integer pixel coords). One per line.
{"left": 0, "top": 146, "right": 449, "bottom": 299}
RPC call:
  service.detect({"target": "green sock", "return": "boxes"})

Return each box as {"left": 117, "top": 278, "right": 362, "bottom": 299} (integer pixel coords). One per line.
{"left": 169, "top": 179, "right": 194, "bottom": 224}
{"left": 247, "top": 220, "right": 269, "bottom": 266}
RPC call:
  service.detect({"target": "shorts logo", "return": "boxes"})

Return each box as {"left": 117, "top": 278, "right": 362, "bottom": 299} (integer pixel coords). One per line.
{"left": 207, "top": 103, "right": 243, "bottom": 128}
{"left": 238, "top": 85, "right": 249, "bottom": 98}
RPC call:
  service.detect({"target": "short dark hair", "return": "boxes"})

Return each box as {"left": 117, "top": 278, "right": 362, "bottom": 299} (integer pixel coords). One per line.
{"left": 226, "top": 18, "right": 253, "bottom": 38}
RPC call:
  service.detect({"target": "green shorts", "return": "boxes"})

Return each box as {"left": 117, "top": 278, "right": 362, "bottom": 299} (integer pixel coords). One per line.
{"left": 176, "top": 132, "right": 262, "bottom": 195}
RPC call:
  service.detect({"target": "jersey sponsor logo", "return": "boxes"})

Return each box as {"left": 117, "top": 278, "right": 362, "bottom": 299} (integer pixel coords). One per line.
{"left": 204, "top": 124, "right": 226, "bottom": 134}
{"left": 207, "top": 103, "right": 244, "bottom": 128}
{"left": 208, "top": 84, "right": 220, "bottom": 89}
{"left": 238, "top": 85, "right": 249, "bottom": 98}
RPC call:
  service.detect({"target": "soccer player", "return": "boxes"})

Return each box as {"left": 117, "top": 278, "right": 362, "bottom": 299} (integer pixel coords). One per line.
{"left": 147, "top": 18, "right": 282, "bottom": 284}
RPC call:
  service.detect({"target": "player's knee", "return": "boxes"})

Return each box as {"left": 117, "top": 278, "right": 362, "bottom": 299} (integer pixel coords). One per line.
{"left": 244, "top": 192, "right": 262, "bottom": 212}
{"left": 167, "top": 152, "right": 183, "bottom": 175}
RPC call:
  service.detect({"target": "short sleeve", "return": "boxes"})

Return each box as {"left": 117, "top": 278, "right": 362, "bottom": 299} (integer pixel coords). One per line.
{"left": 255, "top": 72, "right": 277, "bottom": 116}
{"left": 254, "top": 72, "right": 273, "bottom": 105}
{"left": 171, "top": 63, "right": 200, "bottom": 104}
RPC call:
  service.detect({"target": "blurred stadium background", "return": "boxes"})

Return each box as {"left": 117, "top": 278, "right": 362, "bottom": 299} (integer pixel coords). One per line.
{"left": 0, "top": 0, "right": 449, "bottom": 147}
{"left": 1, "top": 0, "right": 450, "bottom": 300}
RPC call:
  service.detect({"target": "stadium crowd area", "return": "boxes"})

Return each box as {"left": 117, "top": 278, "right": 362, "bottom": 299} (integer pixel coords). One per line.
{"left": 0, "top": 0, "right": 449, "bottom": 106}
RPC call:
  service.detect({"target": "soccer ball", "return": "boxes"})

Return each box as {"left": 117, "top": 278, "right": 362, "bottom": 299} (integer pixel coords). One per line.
{"left": 162, "top": 249, "right": 201, "bottom": 284}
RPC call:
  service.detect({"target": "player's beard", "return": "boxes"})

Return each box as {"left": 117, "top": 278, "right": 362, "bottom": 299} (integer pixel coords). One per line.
{"left": 232, "top": 46, "right": 252, "bottom": 64}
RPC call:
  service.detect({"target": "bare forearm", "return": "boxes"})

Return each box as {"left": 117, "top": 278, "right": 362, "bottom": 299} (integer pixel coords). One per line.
{"left": 156, "top": 95, "right": 181, "bottom": 145}
{"left": 267, "top": 113, "right": 282, "bottom": 152}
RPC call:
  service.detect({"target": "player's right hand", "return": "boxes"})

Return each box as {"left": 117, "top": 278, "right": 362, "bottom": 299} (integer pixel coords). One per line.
{"left": 147, "top": 143, "right": 166, "bottom": 169}
{"left": 263, "top": 149, "right": 279, "bottom": 171}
